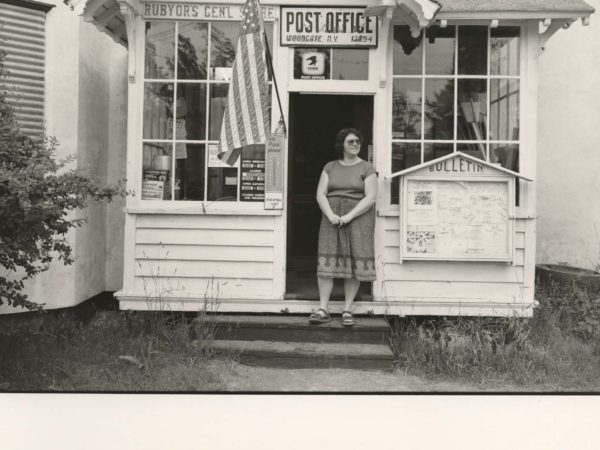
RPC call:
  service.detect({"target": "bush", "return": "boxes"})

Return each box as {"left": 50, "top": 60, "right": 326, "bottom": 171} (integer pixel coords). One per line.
{"left": 0, "top": 52, "right": 125, "bottom": 310}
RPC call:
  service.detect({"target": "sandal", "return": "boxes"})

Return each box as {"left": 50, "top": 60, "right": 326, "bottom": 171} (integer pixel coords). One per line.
{"left": 309, "top": 308, "right": 332, "bottom": 324}
{"left": 342, "top": 311, "right": 355, "bottom": 327}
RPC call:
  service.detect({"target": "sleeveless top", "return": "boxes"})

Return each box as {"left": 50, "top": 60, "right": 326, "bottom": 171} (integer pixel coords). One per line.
{"left": 323, "top": 160, "right": 376, "bottom": 199}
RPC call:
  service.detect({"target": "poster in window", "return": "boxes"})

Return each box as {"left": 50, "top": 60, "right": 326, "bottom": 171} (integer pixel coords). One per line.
{"left": 241, "top": 144, "right": 265, "bottom": 201}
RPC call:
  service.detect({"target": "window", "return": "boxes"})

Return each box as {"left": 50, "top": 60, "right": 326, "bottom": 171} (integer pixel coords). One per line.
{"left": 293, "top": 47, "right": 369, "bottom": 80}
{"left": 0, "top": 1, "right": 51, "bottom": 137}
{"left": 142, "top": 20, "right": 273, "bottom": 202}
{"left": 391, "top": 25, "right": 521, "bottom": 204}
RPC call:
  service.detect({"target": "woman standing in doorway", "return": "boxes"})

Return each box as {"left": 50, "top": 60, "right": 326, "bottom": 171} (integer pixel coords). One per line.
{"left": 309, "top": 128, "right": 378, "bottom": 326}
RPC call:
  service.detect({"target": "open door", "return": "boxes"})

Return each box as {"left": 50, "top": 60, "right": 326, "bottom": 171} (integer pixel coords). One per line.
{"left": 286, "top": 93, "right": 374, "bottom": 300}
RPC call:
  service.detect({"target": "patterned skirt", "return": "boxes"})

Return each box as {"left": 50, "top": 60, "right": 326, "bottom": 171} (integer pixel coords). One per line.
{"left": 317, "top": 196, "right": 376, "bottom": 282}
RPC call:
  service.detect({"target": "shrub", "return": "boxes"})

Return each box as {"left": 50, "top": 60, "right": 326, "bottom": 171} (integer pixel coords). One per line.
{"left": 0, "top": 52, "right": 125, "bottom": 310}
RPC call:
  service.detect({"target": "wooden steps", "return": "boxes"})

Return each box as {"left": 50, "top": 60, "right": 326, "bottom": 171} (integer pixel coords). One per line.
{"left": 203, "top": 314, "right": 394, "bottom": 371}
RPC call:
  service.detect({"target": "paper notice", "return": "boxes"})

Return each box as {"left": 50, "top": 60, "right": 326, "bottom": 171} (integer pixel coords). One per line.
{"left": 208, "top": 143, "right": 239, "bottom": 168}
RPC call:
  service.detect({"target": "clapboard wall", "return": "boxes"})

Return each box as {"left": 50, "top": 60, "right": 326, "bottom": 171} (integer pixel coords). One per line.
{"left": 130, "top": 214, "right": 276, "bottom": 301}
{"left": 379, "top": 216, "right": 533, "bottom": 315}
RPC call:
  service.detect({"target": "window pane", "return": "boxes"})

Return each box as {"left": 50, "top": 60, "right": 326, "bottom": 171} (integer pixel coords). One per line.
{"left": 457, "top": 26, "right": 487, "bottom": 75}
{"left": 457, "top": 79, "right": 487, "bottom": 141}
{"left": 175, "top": 143, "right": 205, "bottom": 201}
{"left": 145, "top": 22, "right": 175, "bottom": 79}
{"left": 491, "top": 26, "right": 520, "bottom": 76}
{"left": 424, "top": 143, "right": 453, "bottom": 163}
{"left": 425, "top": 26, "right": 455, "bottom": 75}
{"left": 332, "top": 48, "right": 369, "bottom": 80}
{"left": 143, "top": 83, "right": 173, "bottom": 139}
{"left": 142, "top": 143, "right": 173, "bottom": 200}
{"left": 425, "top": 79, "right": 454, "bottom": 140}
{"left": 178, "top": 22, "right": 208, "bottom": 80}
{"left": 457, "top": 143, "right": 487, "bottom": 161}
{"left": 265, "top": 23, "right": 274, "bottom": 81}
{"left": 210, "top": 21, "right": 237, "bottom": 80}
{"left": 392, "top": 79, "right": 422, "bottom": 139}
{"left": 208, "top": 167, "right": 238, "bottom": 201}
{"left": 391, "top": 142, "right": 421, "bottom": 204}
{"left": 393, "top": 26, "right": 422, "bottom": 75}
{"left": 177, "top": 83, "right": 206, "bottom": 140}
{"left": 490, "top": 79, "right": 519, "bottom": 141}
{"left": 490, "top": 144, "right": 519, "bottom": 172}
{"left": 209, "top": 83, "right": 228, "bottom": 140}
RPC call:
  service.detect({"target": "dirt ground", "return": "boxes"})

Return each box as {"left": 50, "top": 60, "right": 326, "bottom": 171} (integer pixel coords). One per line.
{"left": 206, "top": 359, "right": 538, "bottom": 392}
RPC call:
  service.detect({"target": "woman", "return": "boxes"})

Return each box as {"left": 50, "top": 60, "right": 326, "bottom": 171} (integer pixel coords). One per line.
{"left": 309, "top": 128, "right": 378, "bottom": 327}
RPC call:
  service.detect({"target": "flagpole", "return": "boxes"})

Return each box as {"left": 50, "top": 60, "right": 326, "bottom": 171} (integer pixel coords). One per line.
{"left": 256, "top": 0, "right": 287, "bottom": 135}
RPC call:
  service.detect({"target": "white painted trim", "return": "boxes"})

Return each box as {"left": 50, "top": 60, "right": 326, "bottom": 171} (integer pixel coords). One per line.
{"left": 372, "top": 11, "right": 394, "bottom": 300}
{"left": 126, "top": 206, "right": 283, "bottom": 215}
{"left": 387, "top": 151, "right": 533, "bottom": 181}
{"left": 121, "top": 13, "right": 145, "bottom": 294}
{"left": 116, "top": 295, "right": 534, "bottom": 317}
{"left": 522, "top": 20, "right": 539, "bottom": 289}
{"left": 436, "top": 12, "right": 593, "bottom": 21}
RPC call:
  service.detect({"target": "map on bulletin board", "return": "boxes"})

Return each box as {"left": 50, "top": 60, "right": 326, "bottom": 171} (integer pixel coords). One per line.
{"left": 403, "top": 179, "right": 512, "bottom": 260}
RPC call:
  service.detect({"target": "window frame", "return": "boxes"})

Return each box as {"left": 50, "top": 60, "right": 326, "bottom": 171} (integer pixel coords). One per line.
{"left": 140, "top": 18, "right": 276, "bottom": 205}
{"left": 387, "top": 21, "right": 525, "bottom": 207}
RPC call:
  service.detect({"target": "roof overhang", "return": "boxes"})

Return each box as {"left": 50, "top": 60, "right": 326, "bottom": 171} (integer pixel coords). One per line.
{"left": 69, "top": 0, "right": 595, "bottom": 50}
{"left": 66, "top": 0, "right": 137, "bottom": 47}
{"left": 366, "top": 0, "right": 594, "bottom": 40}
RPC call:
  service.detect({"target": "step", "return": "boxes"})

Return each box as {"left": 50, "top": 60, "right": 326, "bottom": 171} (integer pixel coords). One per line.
{"left": 207, "top": 339, "right": 394, "bottom": 371}
{"left": 205, "top": 315, "right": 391, "bottom": 345}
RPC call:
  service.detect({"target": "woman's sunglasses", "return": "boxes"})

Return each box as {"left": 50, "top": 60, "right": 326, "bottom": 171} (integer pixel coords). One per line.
{"left": 345, "top": 139, "right": 361, "bottom": 145}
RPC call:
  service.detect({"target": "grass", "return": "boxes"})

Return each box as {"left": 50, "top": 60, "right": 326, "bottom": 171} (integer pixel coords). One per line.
{"left": 0, "top": 308, "right": 227, "bottom": 391}
{"left": 1, "top": 280, "right": 600, "bottom": 391}
{"left": 389, "top": 281, "right": 600, "bottom": 390}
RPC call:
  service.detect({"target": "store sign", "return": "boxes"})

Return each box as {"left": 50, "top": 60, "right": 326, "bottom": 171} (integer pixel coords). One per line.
{"left": 280, "top": 7, "right": 377, "bottom": 47}
{"left": 264, "top": 133, "right": 285, "bottom": 210}
{"left": 142, "top": 2, "right": 276, "bottom": 21}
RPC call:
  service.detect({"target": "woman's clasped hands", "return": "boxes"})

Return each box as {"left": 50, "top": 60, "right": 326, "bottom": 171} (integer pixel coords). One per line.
{"left": 327, "top": 213, "right": 352, "bottom": 227}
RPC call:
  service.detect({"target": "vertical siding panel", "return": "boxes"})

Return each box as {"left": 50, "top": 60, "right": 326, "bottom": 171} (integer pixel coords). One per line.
{"left": 0, "top": 3, "right": 46, "bottom": 137}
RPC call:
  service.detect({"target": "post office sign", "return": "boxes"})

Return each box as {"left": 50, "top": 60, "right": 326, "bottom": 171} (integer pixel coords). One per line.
{"left": 280, "top": 7, "right": 378, "bottom": 47}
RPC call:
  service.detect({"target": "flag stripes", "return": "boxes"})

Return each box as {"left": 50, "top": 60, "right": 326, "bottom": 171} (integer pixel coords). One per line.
{"left": 217, "top": 0, "right": 270, "bottom": 166}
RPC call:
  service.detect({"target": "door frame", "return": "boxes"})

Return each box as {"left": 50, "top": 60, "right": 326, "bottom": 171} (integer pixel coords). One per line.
{"left": 284, "top": 92, "right": 376, "bottom": 296}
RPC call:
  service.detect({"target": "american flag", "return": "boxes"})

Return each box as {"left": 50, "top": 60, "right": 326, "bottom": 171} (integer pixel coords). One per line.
{"left": 217, "top": 0, "right": 270, "bottom": 166}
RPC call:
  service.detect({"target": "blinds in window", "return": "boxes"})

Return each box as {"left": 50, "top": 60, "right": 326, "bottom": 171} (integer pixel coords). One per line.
{"left": 0, "top": 2, "right": 46, "bottom": 137}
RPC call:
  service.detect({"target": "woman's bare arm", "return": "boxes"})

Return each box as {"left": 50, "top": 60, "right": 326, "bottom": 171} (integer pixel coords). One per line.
{"left": 316, "top": 171, "right": 340, "bottom": 225}
{"left": 339, "top": 173, "right": 377, "bottom": 224}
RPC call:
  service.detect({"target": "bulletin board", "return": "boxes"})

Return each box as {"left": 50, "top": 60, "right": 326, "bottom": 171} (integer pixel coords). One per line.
{"left": 400, "top": 176, "right": 515, "bottom": 261}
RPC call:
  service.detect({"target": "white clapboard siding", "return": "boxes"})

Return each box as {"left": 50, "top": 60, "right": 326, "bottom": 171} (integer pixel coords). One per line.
{"left": 381, "top": 256, "right": 525, "bottom": 283}
{"left": 136, "top": 214, "right": 274, "bottom": 230}
{"left": 381, "top": 216, "right": 529, "bottom": 300}
{"left": 135, "top": 260, "right": 273, "bottom": 279}
{"left": 383, "top": 281, "right": 525, "bottom": 300}
{"left": 136, "top": 228, "right": 274, "bottom": 246}
{"left": 135, "top": 244, "right": 273, "bottom": 262}
{"left": 0, "top": 2, "right": 46, "bottom": 137}
{"left": 133, "top": 277, "right": 274, "bottom": 299}
{"left": 133, "top": 214, "right": 276, "bottom": 300}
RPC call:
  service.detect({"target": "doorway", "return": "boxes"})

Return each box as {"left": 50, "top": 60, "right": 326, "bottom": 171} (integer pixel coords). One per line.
{"left": 286, "top": 93, "right": 374, "bottom": 300}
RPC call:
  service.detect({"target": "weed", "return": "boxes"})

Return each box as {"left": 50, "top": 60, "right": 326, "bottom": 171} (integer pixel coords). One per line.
{"left": 389, "top": 280, "right": 600, "bottom": 389}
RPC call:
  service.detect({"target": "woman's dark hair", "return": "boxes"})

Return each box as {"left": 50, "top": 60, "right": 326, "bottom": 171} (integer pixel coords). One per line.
{"left": 333, "top": 128, "right": 364, "bottom": 159}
